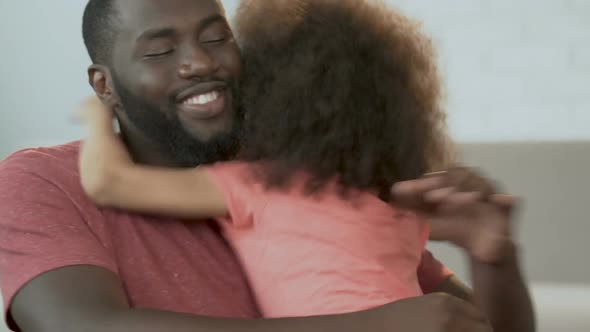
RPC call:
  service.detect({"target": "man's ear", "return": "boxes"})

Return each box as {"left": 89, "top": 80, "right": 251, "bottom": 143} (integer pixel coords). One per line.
{"left": 88, "top": 64, "right": 119, "bottom": 110}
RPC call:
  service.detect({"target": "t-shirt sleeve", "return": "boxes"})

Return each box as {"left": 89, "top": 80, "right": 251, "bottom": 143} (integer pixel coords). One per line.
{"left": 417, "top": 250, "right": 454, "bottom": 294}
{"left": 0, "top": 151, "right": 118, "bottom": 323}
{"left": 202, "top": 163, "right": 265, "bottom": 228}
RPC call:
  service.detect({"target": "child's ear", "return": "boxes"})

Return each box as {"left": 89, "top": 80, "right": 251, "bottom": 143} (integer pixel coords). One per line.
{"left": 87, "top": 64, "right": 119, "bottom": 111}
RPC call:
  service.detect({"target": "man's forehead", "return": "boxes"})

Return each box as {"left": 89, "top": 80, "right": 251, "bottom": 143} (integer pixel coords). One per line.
{"left": 116, "top": 0, "right": 225, "bottom": 32}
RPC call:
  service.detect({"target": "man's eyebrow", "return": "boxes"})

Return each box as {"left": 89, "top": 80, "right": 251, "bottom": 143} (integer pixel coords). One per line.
{"left": 135, "top": 14, "right": 227, "bottom": 43}
{"left": 198, "top": 14, "right": 228, "bottom": 30}
{"left": 136, "top": 27, "right": 177, "bottom": 42}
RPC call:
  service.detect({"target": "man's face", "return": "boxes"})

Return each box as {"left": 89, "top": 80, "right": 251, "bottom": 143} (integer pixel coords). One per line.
{"left": 110, "top": 0, "right": 242, "bottom": 166}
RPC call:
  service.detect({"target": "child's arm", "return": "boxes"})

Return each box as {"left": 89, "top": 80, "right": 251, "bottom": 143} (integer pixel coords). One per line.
{"left": 78, "top": 97, "right": 228, "bottom": 219}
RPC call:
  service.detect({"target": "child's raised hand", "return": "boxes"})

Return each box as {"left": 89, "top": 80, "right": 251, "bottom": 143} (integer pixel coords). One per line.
{"left": 391, "top": 167, "right": 517, "bottom": 264}
{"left": 77, "top": 97, "right": 133, "bottom": 203}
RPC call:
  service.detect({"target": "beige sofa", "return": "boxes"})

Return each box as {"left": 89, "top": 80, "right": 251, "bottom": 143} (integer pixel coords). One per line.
{"left": 1, "top": 141, "right": 589, "bottom": 331}
{"left": 429, "top": 141, "right": 590, "bottom": 332}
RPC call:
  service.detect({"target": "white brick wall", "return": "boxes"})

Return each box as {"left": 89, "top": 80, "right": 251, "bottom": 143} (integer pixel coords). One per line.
{"left": 0, "top": 0, "right": 588, "bottom": 158}
{"left": 381, "top": 0, "right": 590, "bottom": 142}
{"left": 216, "top": 0, "right": 590, "bottom": 143}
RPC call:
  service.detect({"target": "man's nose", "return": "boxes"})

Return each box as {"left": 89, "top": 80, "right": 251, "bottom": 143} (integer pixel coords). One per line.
{"left": 177, "top": 45, "right": 220, "bottom": 80}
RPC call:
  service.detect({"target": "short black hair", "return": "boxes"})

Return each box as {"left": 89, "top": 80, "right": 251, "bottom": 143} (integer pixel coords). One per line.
{"left": 82, "top": 0, "right": 120, "bottom": 64}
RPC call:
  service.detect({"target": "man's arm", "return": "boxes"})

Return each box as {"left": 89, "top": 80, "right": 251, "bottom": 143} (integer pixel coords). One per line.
{"left": 433, "top": 255, "right": 535, "bottom": 332}
{"left": 469, "top": 243, "right": 535, "bottom": 332}
{"left": 11, "top": 265, "right": 493, "bottom": 332}
{"left": 392, "top": 169, "right": 536, "bottom": 332}
{"left": 10, "top": 266, "right": 360, "bottom": 332}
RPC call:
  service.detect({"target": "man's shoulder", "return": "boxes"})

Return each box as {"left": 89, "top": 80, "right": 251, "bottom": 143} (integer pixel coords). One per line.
{"left": 0, "top": 141, "right": 83, "bottom": 200}
{"left": 0, "top": 141, "right": 81, "bottom": 175}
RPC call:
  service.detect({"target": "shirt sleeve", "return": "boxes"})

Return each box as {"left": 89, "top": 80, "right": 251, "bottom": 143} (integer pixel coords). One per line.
{"left": 417, "top": 250, "right": 454, "bottom": 294}
{"left": 202, "top": 162, "right": 265, "bottom": 228}
{"left": 0, "top": 151, "right": 118, "bottom": 326}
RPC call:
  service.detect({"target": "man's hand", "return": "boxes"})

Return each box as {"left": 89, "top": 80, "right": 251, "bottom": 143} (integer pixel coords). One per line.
{"left": 77, "top": 97, "right": 134, "bottom": 204}
{"left": 392, "top": 167, "right": 517, "bottom": 263}
{"left": 367, "top": 293, "right": 492, "bottom": 332}
{"left": 392, "top": 168, "right": 536, "bottom": 332}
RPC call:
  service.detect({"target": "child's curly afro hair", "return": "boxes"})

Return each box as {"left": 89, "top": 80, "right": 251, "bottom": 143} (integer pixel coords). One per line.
{"left": 234, "top": 0, "right": 454, "bottom": 199}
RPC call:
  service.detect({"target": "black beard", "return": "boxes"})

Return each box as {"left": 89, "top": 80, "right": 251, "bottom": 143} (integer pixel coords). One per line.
{"left": 113, "top": 78, "right": 242, "bottom": 167}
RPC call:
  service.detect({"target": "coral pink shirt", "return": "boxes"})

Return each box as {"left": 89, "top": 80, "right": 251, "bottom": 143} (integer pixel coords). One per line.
{"left": 205, "top": 162, "right": 453, "bottom": 317}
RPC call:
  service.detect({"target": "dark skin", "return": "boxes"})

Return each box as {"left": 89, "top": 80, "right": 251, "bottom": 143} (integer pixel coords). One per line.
{"left": 93, "top": 0, "right": 241, "bottom": 167}
{"left": 393, "top": 168, "right": 536, "bottom": 332}
{"left": 10, "top": 1, "right": 533, "bottom": 332}
{"left": 11, "top": 264, "right": 490, "bottom": 332}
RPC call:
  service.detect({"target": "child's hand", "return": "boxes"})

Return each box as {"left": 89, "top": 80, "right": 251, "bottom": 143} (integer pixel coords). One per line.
{"left": 392, "top": 167, "right": 517, "bottom": 264}
{"left": 78, "top": 97, "right": 133, "bottom": 203}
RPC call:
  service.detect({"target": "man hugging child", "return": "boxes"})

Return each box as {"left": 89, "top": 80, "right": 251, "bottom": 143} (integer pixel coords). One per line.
{"left": 78, "top": 1, "right": 533, "bottom": 330}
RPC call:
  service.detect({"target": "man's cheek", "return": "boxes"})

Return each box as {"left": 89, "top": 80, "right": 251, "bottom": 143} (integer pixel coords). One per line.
{"left": 134, "top": 65, "right": 174, "bottom": 99}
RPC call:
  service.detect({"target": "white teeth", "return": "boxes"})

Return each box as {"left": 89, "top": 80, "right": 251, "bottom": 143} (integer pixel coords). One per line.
{"left": 184, "top": 91, "right": 219, "bottom": 105}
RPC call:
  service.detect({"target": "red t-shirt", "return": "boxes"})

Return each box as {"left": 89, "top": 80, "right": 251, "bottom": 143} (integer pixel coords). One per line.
{"left": 0, "top": 142, "right": 259, "bottom": 330}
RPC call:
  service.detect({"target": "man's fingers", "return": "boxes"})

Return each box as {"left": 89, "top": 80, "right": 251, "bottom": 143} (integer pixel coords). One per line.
{"left": 490, "top": 194, "right": 519, "bottom": 216}
{"left": 445, "top": 191, "right": 485, "bottom": 206}
{"left": 393, "top": 176, "right": 445, "bottom": 193}
{"left": 490, "top": 194, "right": 517, "bottom": 206}
{"left": 465, "top": 174, "right": 494, "bottom": 198}
{"left": 423, "top": 187, "right": 456, "bottom": 203}
{"left": 427, "top": 217, "right": 453, "bottom": 241}
{"left": 424, "top": 170, "right": 448, "bottom": 177}
{"left": 447, "top": 167, "right": 497, "bottom": 198}
{"left": 391, "top": 176, "right": 445, "bottom": 208}
{"left": 392, "top": 177, "right": 445, "bottom": 197}
{"left": 392, "top": 167, "right": 506, "bottom": 214}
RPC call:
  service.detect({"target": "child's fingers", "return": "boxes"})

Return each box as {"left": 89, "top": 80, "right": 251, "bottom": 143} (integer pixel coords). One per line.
{"left": 80, "top": 95, "right": 104, "bottom": 110}
{"left": 71, "top": 97, "right": 96, "bottom": 124}
{"left": 74, "top": 96, "right": 113, "bottom": 123}
{"left": 70, "top": 110, "right": 86, "bottom": 124}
